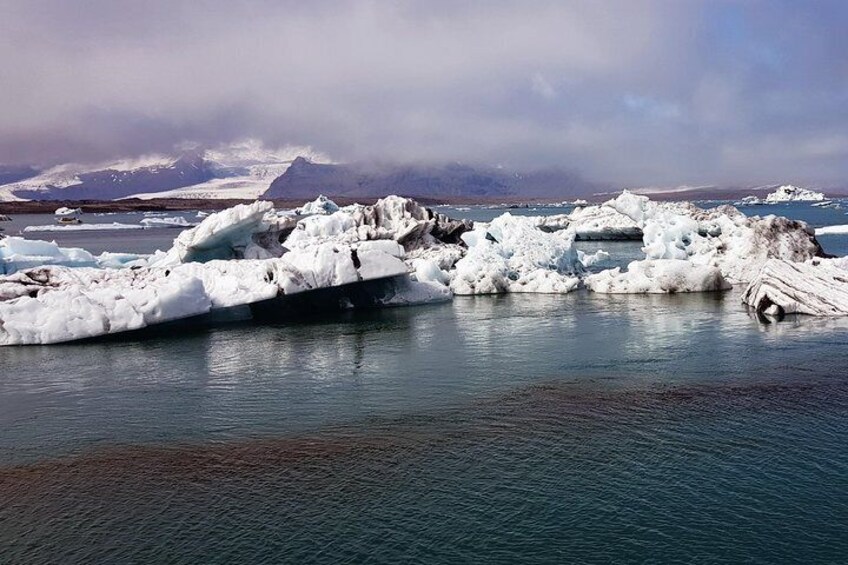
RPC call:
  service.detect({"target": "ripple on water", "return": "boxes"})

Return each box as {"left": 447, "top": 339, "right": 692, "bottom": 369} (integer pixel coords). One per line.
{"left": 1, "top": 377, "right": 847, "bottom": 564}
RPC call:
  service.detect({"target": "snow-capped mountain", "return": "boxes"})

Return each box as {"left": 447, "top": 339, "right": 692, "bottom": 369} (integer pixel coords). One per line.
{"left": 0, "top": 140, "right": 331, "bottom": 201}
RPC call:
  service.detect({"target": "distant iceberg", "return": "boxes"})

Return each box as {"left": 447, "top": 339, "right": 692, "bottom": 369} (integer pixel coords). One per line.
{"left": 296, "top": 194, "right": 340, "bottom": 215}
{"left": 764, "top": 185, "right": 825, "bottom": 203}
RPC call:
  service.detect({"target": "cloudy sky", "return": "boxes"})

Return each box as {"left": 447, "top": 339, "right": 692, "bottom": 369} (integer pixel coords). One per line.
{"left": 1, "top": 0, "right": 847, "bottom": 187}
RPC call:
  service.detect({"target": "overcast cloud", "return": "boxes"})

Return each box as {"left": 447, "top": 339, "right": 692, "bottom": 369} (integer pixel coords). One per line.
{"left": 1, "top": 0, "right": 847, "bottom": 186}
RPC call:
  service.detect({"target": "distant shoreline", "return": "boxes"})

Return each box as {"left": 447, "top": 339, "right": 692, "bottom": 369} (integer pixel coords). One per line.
{"left": 0, "top": 187, "right": 834, "bottom": 214}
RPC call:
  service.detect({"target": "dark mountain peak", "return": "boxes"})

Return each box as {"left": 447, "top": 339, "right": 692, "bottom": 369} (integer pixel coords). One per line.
{"left": 0, "top": 165, "right": 40, "bottom": 185}
{"left": 263, "top": 160, "right": 601, "bottom": 201}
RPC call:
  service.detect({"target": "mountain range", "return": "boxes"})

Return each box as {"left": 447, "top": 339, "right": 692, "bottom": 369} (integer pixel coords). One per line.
{"left": 0, "top": 141, "right": 602, "bottom": 203}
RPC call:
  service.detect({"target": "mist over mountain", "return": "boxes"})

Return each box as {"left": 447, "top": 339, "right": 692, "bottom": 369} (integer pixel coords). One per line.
{"left": 0, "top": 165, "right": 39, "bottom": 186}
{"left": 263, "top": 157, "right": 603, "bottom": 201}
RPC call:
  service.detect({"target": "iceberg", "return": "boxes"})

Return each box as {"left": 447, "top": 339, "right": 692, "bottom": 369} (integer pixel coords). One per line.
{"left": 604, "top": 190, "right": 823, "bottom": 283}
{"left": 764, "top": 184, "right": 825, "bottom": 203}
{"left": 24, "top": 223, "right": 143, "bottom": 232}
{"left": 742, "top": 258, "right": 848, "bottom": 317}
{"left": 450, "top": 213, "right": 582, "bottom": 295}
{"left": 585, "top": 259, "right": 730, "bottom": 294}
{"left": 54, "top": 206, "right": 82, "bottom": 217}
{"left": 1, "top": 191, "right": 834, "bottom": 343}
{"left": 534, "top": 205, "right": 642, "bottom": 240}
{"left": 295, "top": 194, "right": 340, "bottom": 215}
{"left": 0, "top": 242, "right": 410, "bottom": 345}
{"left": 139, "top": 216, "right": 194, "bottom": 228}
{"left": 0, "top": 236, "right": 144, "bottom": 275}
{"left": 815, "top": 225, "right": 848, "bottom": 236}
{"left": 151, "top": 201, "right": 275, "bottom": 266}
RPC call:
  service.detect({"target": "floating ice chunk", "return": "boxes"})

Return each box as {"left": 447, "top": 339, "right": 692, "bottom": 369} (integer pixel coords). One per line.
{"left": 0, "top": 242, "right": 409, "bottom": 345}
{"left": 1, "top": 237, "right": 98, "bottom": 274}
{"left": 296, "top": 194, "right": 340, "bottom": 215}
{"left": 586, "top": 259, "right": 730, "bottom": 294}
{"left": 534, "top": 205, "right": 642, "bottom": 240}
{"left": 139, "top": 216, "right": 193, "bottom": 228}
{"left": 815, "top": 225, "right": 848, "bottom": 235}
{"left": 54, "top": 207, "right": 82, "bottom": 217}
{"left": 24, "top": 223, "right": 143, "bottom": 232}
{"left": 151, "top": 201, "right": 274, "bottom": 266}
{"left": 451, "top": 213, "right": 582, "bottom": 294}
{"left": 605, "top": 190, "right": 823, "bottom": 283}
{"left": 368, "top": 277, "right": 452, "bottom": 306}
{"left": 578, "top": 249, "right": 610, "bottom": 268}
{"left": 284, "top": 212, "right": 357, "bottom": 247}
{"left": 0, "top": 236, "right": 147, "bottom": 275}
{"left": 411, "top": 258, "right": 451, "bottom": 286}
{"left": 742, "top": 258, "right": 848, "bottom": 317}
{"left": 764, "top": 185, "right": 825, "bottom": 203}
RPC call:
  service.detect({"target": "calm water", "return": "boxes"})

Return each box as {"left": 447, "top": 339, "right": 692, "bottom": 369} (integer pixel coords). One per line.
{"left": 2, "top": 202, "right": 848, "bottom": 563}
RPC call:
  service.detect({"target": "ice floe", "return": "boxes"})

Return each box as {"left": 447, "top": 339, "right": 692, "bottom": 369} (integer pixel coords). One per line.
{"left": 450, "top": 213, "right": 583, "bottom": 294}
{"left": 764, "top": 184, "right": 825, "bottom": 203}
{"left": 0, "top": 242, "right": 410, "bottom": 345}
{"left": 603, "top": 190, "right": 823, "bottom": 283}
{"left": 814, "top": 225, "right": 848, "bottom": 236}
{"left": 139, "top": 216, "right": 194, "bottom": 228}
{"left": 295, "top": 194, "right": 340, "bottom": 215}
{"left": 0, "top": 236, "right": 144, "bottom": 275}
{"left": 586, "top": 259, "right": 730, "bottom": 294}
{"left": 742, "top": 258, "right": 848, "bottom": 317}
{"left": 24, "top": 222, "right": 144, "bottom": 232}
{"left": 54, "top": 207, "right": 82, "bottom": 217}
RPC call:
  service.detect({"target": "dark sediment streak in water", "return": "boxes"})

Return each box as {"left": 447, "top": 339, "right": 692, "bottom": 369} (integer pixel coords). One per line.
{"left": 1, "top": 376, "right": 844, "bottom": 484}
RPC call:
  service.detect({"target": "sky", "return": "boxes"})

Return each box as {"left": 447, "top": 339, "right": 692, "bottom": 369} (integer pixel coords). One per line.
{"left": 1, "top": 0, "right": 847, "bottom": 187}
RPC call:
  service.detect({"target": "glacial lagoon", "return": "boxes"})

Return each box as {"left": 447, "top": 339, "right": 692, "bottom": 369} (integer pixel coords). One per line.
{"left": 1, "top": 201, "right": 848, "bottom": 563}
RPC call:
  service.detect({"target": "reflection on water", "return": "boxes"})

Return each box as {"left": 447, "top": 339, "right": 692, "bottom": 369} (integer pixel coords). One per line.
{"left": 3, "top": 291, "right": 848, "bottom": 467}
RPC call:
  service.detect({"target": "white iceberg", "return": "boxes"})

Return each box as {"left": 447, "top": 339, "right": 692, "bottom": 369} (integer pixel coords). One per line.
{"left": 151, "top": 201, "right": 275, "bottom": 266}
{"left": 742, "top": 258, "right": 848, "bottom": 317}
{"left": 814, "top": 225, "right": 848, "bottom": 236}
{"left": 764, "top": 184, "right": 825, "bottom": 203}
{"left": 450, "top": 213, "right": 582, "bottom": 294}
{"left": 139, "top": 216, "right": 194, "bottom": 228}
{"left": 24, "top": 223, "right": 143, "bottom": 232}
{"left": 604, "top": 190, "right": 823, "bottom": 283}
{"left": 534, "top": 205, "right": 642, "bottom": 240}
{"left": 54, "top": 207, "right": 82, "bottom": 217}
{"left": 585, "top": 259, "right": 730, "bottom": 294}
{"left": 0, "top": 242, "right": 410, "bottom": 345}
{"left": 0, "top": 236, "right": 144, "bottom": 275}
{"left": 296, "top": 195, "right": 340, "bottom": 215}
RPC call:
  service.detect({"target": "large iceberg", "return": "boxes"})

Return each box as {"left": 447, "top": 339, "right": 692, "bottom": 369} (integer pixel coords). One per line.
{"left": 451, "top": 213, "right": 583, "bottom": 294}
{"left": 603, "top": 190, "right": 823, "bottom": 284}
{"left": 0, "top": 242, "right": 413, "bottom": 345}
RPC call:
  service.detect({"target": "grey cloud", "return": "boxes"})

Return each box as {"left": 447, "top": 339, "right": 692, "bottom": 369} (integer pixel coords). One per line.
{"left": 0, "top": 0, "right": 847, "bottom": 187}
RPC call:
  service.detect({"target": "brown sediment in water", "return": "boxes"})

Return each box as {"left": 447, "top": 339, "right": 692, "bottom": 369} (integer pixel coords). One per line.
{"left": 0, "top": 376, "right": 840, "bottom": 489}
